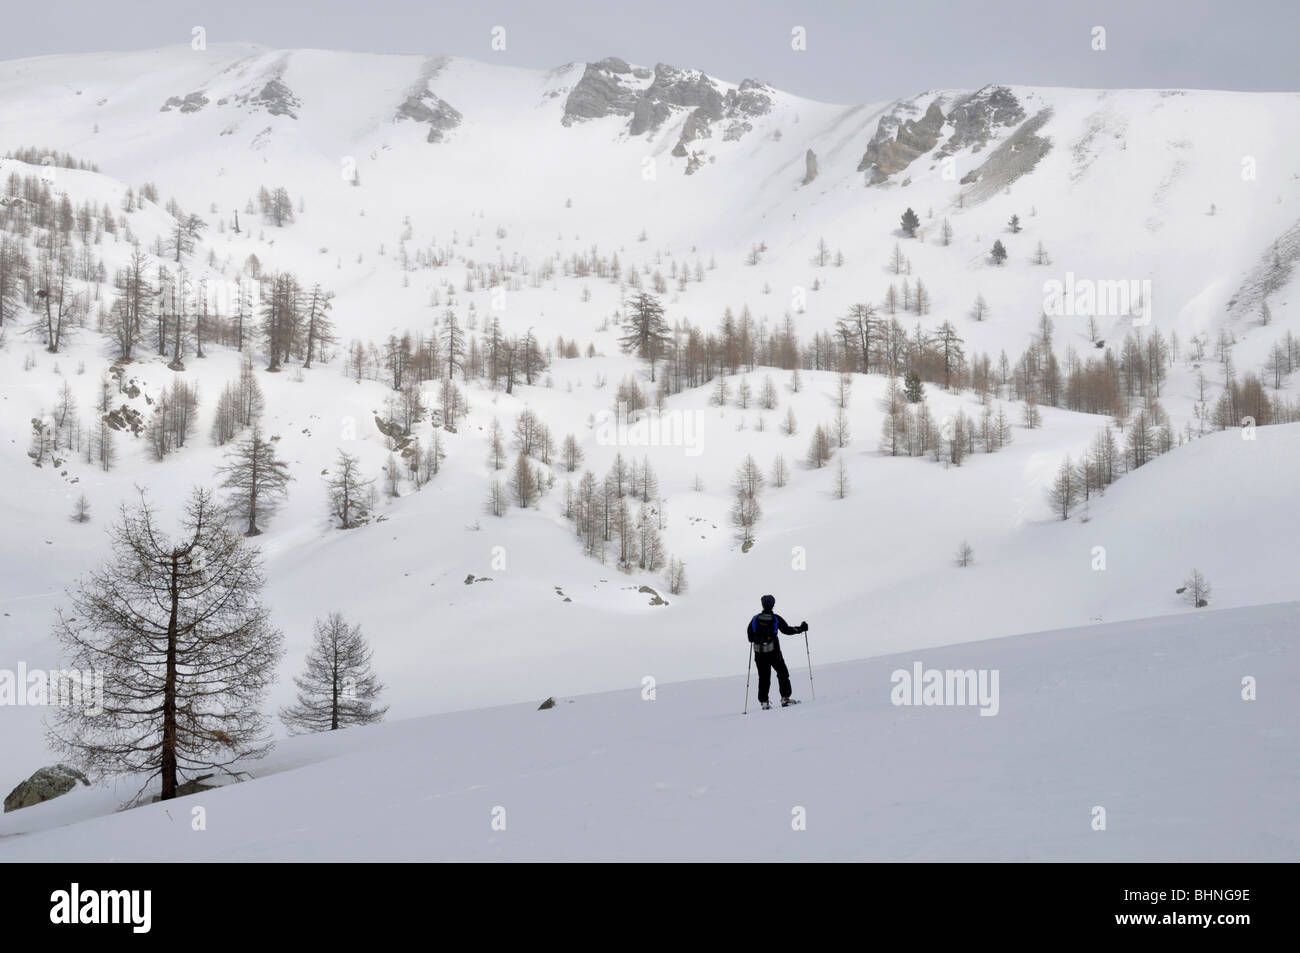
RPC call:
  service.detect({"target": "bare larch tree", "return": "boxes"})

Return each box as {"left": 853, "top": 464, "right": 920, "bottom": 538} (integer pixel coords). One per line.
{"left": 279, "top": 613, "right": 388, "bottom": 734}
{"left": 49, "top": 488, "right": 283, "bottom": 802}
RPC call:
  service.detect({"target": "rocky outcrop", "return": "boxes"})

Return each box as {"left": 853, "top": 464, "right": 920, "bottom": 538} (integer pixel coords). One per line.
{"left": 956, "top": 108, "right": 1054, "bottom": 203}
{"left": 726, "top": 78, "right": 775, "bottom": 121}
{"left": 4, "top": 764, "right": 89, "bottom": 812}
{"left": 561, "top": 57, "right": 649, "bottom": 126}
{"left": 629, "top": 64, "right": 724, "bottom": 135}
{"left": 103, "top": 404, "right": 145, "bottom": 435}
{"left": 857, "top": 100, "right": 947, "bottom": 183}
{"left": 802, "top": 148, "right": 819, "bottom": 185}
{"left": 564, "top": 59, "right": 773, "bottom": 155}
{"left": 251, "top": 79, "right": 300, "bottom": 117}
{"left": 225, "top": 76, "right": 300, "bottom": 118}
{"left": 396, "top": 90, "right": 463, "bottom": 143}
{"left": 671, "top": 77, "right": 774, "bottom": 153}
{"left": 160, "top": 91, "right": 210, "bottom": 114}
{"left": 938, "top": 86, "right": 1025, "bottom": 157}
{"left": 538, "top": 696, "right": 557, "bottom": 710}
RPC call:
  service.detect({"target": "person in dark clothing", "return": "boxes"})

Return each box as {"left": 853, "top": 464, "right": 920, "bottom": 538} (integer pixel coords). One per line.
{"left": 747, "top": 594, "right": 808, "bottom": 709}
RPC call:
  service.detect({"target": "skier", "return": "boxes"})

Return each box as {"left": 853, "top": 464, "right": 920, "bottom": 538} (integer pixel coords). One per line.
{"left": 747, "top": 594, "right": 808, "bottom": 709}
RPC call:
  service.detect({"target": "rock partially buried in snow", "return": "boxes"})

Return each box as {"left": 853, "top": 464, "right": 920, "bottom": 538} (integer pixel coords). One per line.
{"left": 150, "top": 773, "right": 216, "bottom": 802}
{"left": 538, "top": 696, "right": 557, "bottom": 710}
{"left": 4, "top": 764, "right": 89, "bottom": 813}
{"left": 802, "top": 149, "right": 819, "bottom": 185}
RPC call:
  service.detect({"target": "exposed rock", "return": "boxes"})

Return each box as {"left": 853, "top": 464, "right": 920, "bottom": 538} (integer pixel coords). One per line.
{"left": 858, "top": 100, "right": 946, "bottom": 184}
{"left": 638, "top": 585, "right": 668, "bottom": 606}
{"left": 725, "top": 78, "right": 775, "bottom": 120}
{"left": 564, "top": 59, "right": 771, "bottom": 158}
{"left": 675, "top": 107, "right": 715, "bottom": 149}
{"left": 396, "top": 90, "right": 463, "bottom": 143}
{"left": 374, "top": 415, "right": 404, "bottom": 439}
{"left": 237, "top": 78, "right": 300, "bottom": 119}
{"left": 722, "top": 121, "right": 752, "bottom": 141}
{"left": 937, "top": 86, "right": 1025, "bottom": 157}
{"left": 103, "top": 404, "right": 145, "bottom": 436}
{"left": 802, "top": 148, "right": 819, "bottom": 185}
{"left": 4, "top": 764, "right": 89, "bottom": 813}
{"left": 538, "top": 696, "right": 557, "bottom": 710}
{"left": 562, "top": 58, "right": 645, "bottom": 126}
{"left": 955, "top": 108, "right": 1053, "bottom": 204}
{"left": 160, "top": 91, "right": 210, "bottom": 114}
{"left": 150, "top": 774, "right": 215, "bottom": 802}
{"left": 630, "top": 64, "right": 724, "bottom": 136}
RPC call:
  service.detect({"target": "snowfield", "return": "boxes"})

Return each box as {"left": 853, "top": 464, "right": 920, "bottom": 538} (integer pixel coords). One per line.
{"left": 1, "top": 602, "right": 1294, "bottom": 861}
{"left": 0, "top": 44, "right": 1297, "bottom": 860}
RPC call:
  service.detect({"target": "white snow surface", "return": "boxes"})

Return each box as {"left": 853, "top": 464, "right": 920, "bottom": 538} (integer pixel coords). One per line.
{"left": 0, "top": 602, "right": 1294, "bottom": 861}
{"left": 0, "top": 46, "right": 1297, "bottom": 858}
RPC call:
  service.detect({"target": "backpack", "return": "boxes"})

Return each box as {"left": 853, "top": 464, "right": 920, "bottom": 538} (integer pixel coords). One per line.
{"left": 750, "top": 612, "right": 779, "bottom": 653}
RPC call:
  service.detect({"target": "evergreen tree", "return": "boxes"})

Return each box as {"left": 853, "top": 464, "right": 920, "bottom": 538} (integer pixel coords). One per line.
{"left": 900, "top": 207, "right": 920, "bottom": 238}
{"left": 903, "top": 370, "right": 924, "bottom": 403}
{"left": 619, "top": 292, "right": 671, "bottom": 380}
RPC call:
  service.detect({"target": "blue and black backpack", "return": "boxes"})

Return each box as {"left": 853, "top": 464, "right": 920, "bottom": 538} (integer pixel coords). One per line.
{"left": 749, "top": 612, "right": 780, "bottom": 653}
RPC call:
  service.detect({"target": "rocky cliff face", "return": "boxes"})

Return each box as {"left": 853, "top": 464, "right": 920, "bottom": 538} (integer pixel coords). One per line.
{"left": 563, "top": 59, "right": 772, "bottom": 145}
{"left": 858, "top": 100, "right": 947, "bottom": 183}
{"left": 561, "top": 57, "right": 649, "bottom": 126}
{"left": 396, "top": 90, "right": 463, "bottom": 143}
{"left": 938, "top": 85, "right": 1025, "bottom": 157}
{"left": 956, "top": 107, "right": 1053, "bottom": 202}
{"left": 629, "top": 64, "right": 725, "bottom": 136}
{"left": 858, "top": 87, "right": 1031, "bottom": 184}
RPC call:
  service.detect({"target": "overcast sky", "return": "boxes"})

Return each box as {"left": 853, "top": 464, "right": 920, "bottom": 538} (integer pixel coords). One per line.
{"left": 5, "top": 0, "right": 1296, "bottom": 102}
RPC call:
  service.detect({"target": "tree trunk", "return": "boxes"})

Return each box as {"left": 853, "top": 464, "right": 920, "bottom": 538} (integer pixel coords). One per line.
{"left": 160, "top": 552, "right": 181, "bottom": 800}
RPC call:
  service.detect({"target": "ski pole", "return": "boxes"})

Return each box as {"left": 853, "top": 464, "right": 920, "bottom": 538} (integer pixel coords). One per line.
{"left": 804, "top": 629, "right": 815, "bottom": 701}
{"left": 743, "top": 645, "right": 753, "bottom": 714}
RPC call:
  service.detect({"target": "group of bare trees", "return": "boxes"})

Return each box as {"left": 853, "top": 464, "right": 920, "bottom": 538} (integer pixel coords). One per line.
{"left": 262, "top": 274, "right": 335, "bottom": 371}
{"left": 559, "top": 451, "right": 669, "bottom": 576}
{"left": 211, "top": 354, "right": 266, "bottom": 445}
{"left": 146, "top": 376, "right": 199, "bottom": 460}
{"left": 346, "top": 312, "right": 549, "bottom": 403}
{"left": 879, "top": 379, "right": 1016, "bottom": 465}
{"left": 50, "top": 488, "right": 386, "bottom": 802}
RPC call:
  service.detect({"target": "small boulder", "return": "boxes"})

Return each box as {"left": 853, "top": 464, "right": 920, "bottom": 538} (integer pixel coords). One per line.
{"left": 4, "top": 764, "right": 89, "bottom": 813}
{"left": 538, "top": 697, "right": 557, "bottom": 710}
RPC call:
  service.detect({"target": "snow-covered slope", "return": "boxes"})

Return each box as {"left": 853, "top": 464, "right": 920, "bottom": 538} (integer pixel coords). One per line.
{"left": 2, "top": 602, "right": 1294, "bottom": 861}
{"left": 0, "top": 46, "right": 1298, "bottom": 833}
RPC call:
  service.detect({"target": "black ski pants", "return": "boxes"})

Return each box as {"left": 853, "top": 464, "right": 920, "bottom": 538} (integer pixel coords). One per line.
{"left": 755, "top": 650, "right": 792, "bottom": 703}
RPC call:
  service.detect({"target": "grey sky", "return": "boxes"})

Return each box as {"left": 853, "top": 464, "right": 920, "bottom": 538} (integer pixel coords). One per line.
{"left": 5, "top": 0, "right": 1296, "bottom": 102}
